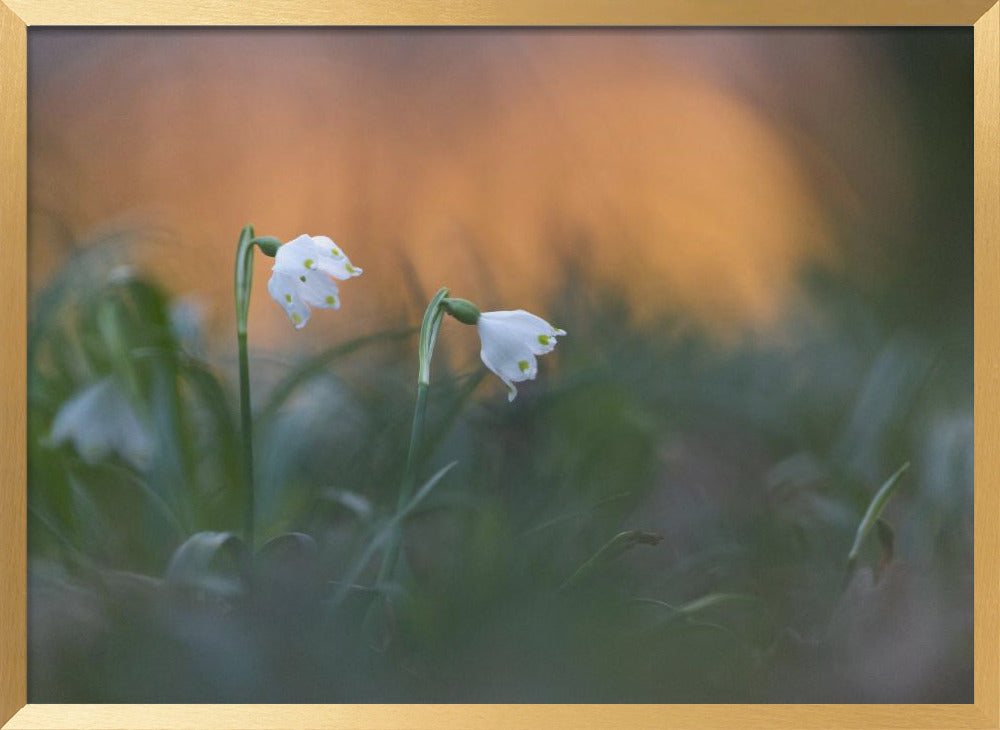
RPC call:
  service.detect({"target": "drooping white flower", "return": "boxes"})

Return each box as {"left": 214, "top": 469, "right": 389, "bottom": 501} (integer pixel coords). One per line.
{"left": 48, "top": 376, "right": 154, "bottom": 470}
{"left": 266, "top": 234, "right": 363, "bottom": 329}
{"left": 169, "top": 295, "right": 206, "bottom": 356}
{"left": 477, "top": 310, "right": 566, "bottom": 402}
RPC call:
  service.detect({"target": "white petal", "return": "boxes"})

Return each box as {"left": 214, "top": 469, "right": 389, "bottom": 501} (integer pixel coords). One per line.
{"left": 49, "top": 379, "right": 111, "bottom": 447}
{"left": 478, "top": 321, "right": 538, "bottom": 393}
{"left": 298, "top": 269, "right": 341, "bottom": 310}
{"left": 311, "top": 236, "right": 363, "bottom": 280}
{"left": 50, "top": 379, "right": 121, "bottom": 462}
{"left": 117, "top": 401, "right": 155, "bottom": 469}
{"left": 48, "top": 377, "right": 153, "bottom": 469}
{"left": 102, "top": 384, "right": 154, "bottom": 470}
{"left": 478, "top": 347, "right": 519, "bottom": 401}
{"left": 275, "top": 234, "right": 362, "bottom": 281}
{"left": 311, "top": 235, "right": 347, "bottom": 261}
{"left": 315, "top": 255, "right": 362, "bottom": 281}
{"left": 479, "top": 341, "right": 537, "bottom": 384}
{"left": 267, "top": 269, "right": 311, "bottom": 329}
{"left": 479, "top": 310, "right": 565, "bottom": 355}
{"left": 273, "top": 234, "right": 322, "bottom": 275}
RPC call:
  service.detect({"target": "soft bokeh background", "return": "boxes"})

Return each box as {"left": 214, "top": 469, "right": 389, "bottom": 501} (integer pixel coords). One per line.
{"left": 27, "top": 28, "right": 973, "bottom": 702}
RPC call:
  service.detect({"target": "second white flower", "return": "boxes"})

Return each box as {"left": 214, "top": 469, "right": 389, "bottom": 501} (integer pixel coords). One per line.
{"left": 477, "top": 310, "right": 566, "bottom": 401}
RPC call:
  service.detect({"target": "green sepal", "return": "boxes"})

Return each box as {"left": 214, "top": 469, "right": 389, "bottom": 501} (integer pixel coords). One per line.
{"left": 251, "top": 236, "right": 281, "bottom": 257}
{"left": 442, "top": 297, "right": 481, "bottom": 325}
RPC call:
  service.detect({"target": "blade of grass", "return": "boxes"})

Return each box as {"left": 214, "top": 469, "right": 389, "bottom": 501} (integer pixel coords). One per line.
{"left": 329, "top": 461, "right": 458, "bottom": 607}
{"left": 843, "top": 461, "right": 910, "bottom": 587}
{"left": 396, "top": 460, "right": 459, "bottom": 521}
{"left": 28, "top": 502, "right": 100, "bottom": 571}
{"left": 520, "top": 491, "right": 633, "bottom": 537}
{"left": 630, "top": 593, "right": 762, "bottom": 623}
{"left": 560, "top": 530, "right": 663, "bottom": 591}
{"left": 628, "top": 594, "right": 766, "bottom": 656}
{"left": 258, "top": 328, "right": 416, "bottom": 423}
{"left": 67, "top": 457, "right": 188, "bottom": 538}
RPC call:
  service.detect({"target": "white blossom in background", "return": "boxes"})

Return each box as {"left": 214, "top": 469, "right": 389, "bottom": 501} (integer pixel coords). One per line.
{"left": 267, "top": 235, "right": 362, "bottom": 329}
{"left": 48, "top": 376, "right": 154, "bottom": 470}
{"left": 477, "top": 310, "right": 566, "bottom": 402}
{"left": 169, "top": 295, "right": 206, "bottom": 356}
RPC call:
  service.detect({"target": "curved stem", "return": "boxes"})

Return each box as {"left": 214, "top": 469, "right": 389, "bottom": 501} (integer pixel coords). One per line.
{"left": 377, "top": 286, "right": 449, "bottom": 586}
{"left": 234, "top": 224, "right": 256, "bottom": 553}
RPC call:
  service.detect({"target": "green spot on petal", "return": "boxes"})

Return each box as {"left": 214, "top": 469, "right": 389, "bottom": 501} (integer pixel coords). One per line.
{"left": 292, "top": 313, "right": 302, "bottom": 324}
{"left": 325, "top": 295, "right": 336, "bottom": 305}
{"left": 331, "top": 248, "right": 339, "bottom": 256}
{"left": 538, "top": 334, "right": 550, "bottom": 345}
{"left": 284, "top": 294, "right": 292, "bottom": 303}
{"left": 304, "top": 258, "right": 314, "bottom": 269}
{"left": 299, "top": 275, "right": 306, "bottom": 282}
{"left": 518, "top": 360, "right": 530, "bottom": 372}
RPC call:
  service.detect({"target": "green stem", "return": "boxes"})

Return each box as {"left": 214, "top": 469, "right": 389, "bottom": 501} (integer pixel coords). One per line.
{"left": 234, "top": 224, "right": 256, "bottom": 553}
{"left": 399, "top": 382, "right": 428, "bottom": 508}
{"left": 237, "top": 329, "right": 254, "bottom": 553}
{"left": 376, "top": 287, "right": 449, "bottom": 586}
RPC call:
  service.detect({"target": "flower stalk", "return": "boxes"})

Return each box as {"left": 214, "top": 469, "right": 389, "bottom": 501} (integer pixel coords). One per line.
{"left": 377, "top": 287, "right": 449, "bottom": 587}
{"left": 235, "top": 227, "right": 360, "bottom": 554}
{"left": 234, "top": 224, "right": 258, "bottom": 553}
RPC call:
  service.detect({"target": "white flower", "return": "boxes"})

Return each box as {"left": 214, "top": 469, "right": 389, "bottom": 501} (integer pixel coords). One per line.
{"left": 169, "top": 295, "right": 206, "bottom": 355}
{"left": 477, "top": 310, "right": 566, "bottom": 402}
{"left": 48, "top": 377, "right": 154, "bottom": 470}
{"left": 266, "top": 234, "right": 363, "bottom": 329}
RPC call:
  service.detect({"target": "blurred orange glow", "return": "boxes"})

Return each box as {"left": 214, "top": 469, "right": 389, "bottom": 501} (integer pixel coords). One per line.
{"left": 29, "top": 30, "right": 913, "bottom": 344}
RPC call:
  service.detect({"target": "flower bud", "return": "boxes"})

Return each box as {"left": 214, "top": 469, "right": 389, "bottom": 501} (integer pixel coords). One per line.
{"left": 442, "top": 298, "right": 481, "bottom": 325}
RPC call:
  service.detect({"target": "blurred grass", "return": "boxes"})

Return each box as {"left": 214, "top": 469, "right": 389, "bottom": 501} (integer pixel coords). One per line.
{"left": 26, "top": 233, "right": 972, "bottom": 703}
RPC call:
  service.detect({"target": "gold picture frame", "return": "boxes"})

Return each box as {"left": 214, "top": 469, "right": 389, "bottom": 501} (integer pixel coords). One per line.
{"left": 1, "top": 1, "right": 997, "bottom": 727}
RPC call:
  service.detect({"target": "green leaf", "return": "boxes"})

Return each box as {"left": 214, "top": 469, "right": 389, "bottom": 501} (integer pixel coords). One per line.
{"left": 844, "top": 462, "right": 909, "bottom": 587}
{"left": 328, "top": 462, "right": 458, "bottom": 607}
{"left": 257, "top": 531, "right": 317, "bottom": 559}
{"left": 521, "top": 491, "right": 633, "bottom": 537}
{"left": 417, "top": 287, "right": 450, "bottom": 385}
{"left": 632, "top": 593, "right": 762, "bottom": 624}
{"left": 629, "top": 594, "right": 763, "bottom": 655}
{"left": 322, "top": 489, "right": 375, "bottom": 522}
{"left": 165, "top": 531, "right": 248, "bottom": 598}
{"left": 326, "top": 524, "right": 394, "bottom": 608}
{"left": 397, "top": 460, "right": 459, "bottom": 520}
{"left": 560, "top": 530, "right": 663, "bottom": 591}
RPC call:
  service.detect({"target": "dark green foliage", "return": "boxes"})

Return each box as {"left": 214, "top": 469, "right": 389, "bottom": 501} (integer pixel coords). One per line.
{"left": 27, "top": 242, "right": 972, "bottom": 703}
